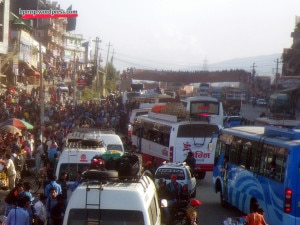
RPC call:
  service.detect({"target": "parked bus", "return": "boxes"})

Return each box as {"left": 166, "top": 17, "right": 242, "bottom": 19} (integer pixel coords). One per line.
{"left": 181, "top": 96, "right": 224, "bottom": 127}
{"left": 213, "top": 126, "right": 300, "bottom": 225}
{"left": 132, "top": 111, "right": 220, "bottom": 179}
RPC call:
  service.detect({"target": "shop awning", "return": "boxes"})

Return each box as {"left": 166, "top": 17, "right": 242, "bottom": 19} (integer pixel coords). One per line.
{"left": 33, "top": 71, "right": 40, "bottom": 76}
{"left": 19, "top": 61, "right": 40, "bottom": 76}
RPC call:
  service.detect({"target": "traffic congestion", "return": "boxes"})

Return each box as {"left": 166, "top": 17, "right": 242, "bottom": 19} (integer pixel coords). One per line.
{"left": 1, "top": 1, "right": 300, "bottom": 225}
{"left": 0, "top": 83, "right": 287, "bottom": 225}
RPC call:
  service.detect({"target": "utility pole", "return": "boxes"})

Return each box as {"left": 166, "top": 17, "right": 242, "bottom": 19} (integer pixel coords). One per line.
{"left": 39, "top": 42, "right": 44, "bottom": 144}
{"left": 103, "top": 42, "right": 112, "bottom": 97}
{"left": 251, "top": 63, "right": 256, "bottom": 96}
{"left": 93, "top": 37, "right": 101, "bottom": 95}
{"left": 111, "top": 49, "right": 114, "bottom": 64}
{"left": 72, "top": 48, "right": 76, "bottom": 105}
{"left": 275, "top": 58, "right": 280, "bottom": 91}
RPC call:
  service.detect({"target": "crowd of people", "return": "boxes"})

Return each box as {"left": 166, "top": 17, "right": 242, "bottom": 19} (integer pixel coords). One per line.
{"left": 0, "top": 84, "right": 133, "bottom": 225}
{"left": 0, "top": 84, "right": 207, "bottom": 225}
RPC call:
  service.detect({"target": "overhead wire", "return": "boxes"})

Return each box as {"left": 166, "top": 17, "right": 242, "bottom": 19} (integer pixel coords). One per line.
{"left": 112, "top": 50, "right": 282, "bottom": 75}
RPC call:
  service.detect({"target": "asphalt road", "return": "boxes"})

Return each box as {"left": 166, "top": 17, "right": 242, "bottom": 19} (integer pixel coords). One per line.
{"left": 239, "top": 103, "right": 268, "bottom": 122}
{"left": 196, "top": 172, "right": 244, "bottom": 225}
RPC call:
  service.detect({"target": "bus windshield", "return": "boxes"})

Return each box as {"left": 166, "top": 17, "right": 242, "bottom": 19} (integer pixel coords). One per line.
{"left": 190, "top": 101, "right": 220, "bottom": 115}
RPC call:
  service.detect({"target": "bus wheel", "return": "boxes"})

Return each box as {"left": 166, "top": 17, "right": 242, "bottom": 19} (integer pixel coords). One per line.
{"left": 220, "top": 190, "right": 225, "bottom": 207}
{"left": 220, "top": 190, "right": 228, "bottom": 208}
{"left": 197, "top": 171, "right": 206, "bottom": 179}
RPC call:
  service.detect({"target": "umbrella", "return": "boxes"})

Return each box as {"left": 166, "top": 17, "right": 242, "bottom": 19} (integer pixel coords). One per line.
{"left": 0, "top": 125, "right": 22, "bottom": 135}
{"left": 0, "top": 118, "right": 34, "bottom": 130}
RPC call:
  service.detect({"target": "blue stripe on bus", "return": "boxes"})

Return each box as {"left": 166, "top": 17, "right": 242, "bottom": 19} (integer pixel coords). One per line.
{"left": 225, "top": 167, "right": 284, "bottom": 224}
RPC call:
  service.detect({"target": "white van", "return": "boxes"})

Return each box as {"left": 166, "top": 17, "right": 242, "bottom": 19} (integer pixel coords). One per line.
{"left": 63, "top": 171, "right": 161, "bottom": 225}
{"left": 55, "top": 138, "right": 107, "bottom": 184}
{"left": 99, "top": 132, "right": 125, "bottom": 154}
{"left": 82, "top": 129, "right": 125, "bottom": 154}
{"left": 129, "top": 108, "right": 151, "bottom": 125}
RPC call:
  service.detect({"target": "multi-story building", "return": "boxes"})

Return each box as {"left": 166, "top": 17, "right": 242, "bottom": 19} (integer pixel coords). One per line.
{"left": 34, "top": 1, "right": 67, "bottom": 67}
{"left": 11, "top": 0, "right": 68, "bottom": 68}
{"left": 282, "top": 16, "right": 300, "bottom": 76}
{"left": 0, "top": 0, "right": 10, "bottom": 79}
{"left": 0, "top": 0, "right": 9, "bottom": 55}
{"left": 63, "top": 32, "right": 85, "bottom": 71}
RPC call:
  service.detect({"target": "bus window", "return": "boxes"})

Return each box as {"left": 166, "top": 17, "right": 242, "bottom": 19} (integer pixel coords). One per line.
{"left": 275, "top": 155, "right": 286, "bottom": 182}
{"left": 229, "top": 141, "right": 240, "bottom": 165}
{"left": 241, "top": 144, "right": 252, "bottom": 170}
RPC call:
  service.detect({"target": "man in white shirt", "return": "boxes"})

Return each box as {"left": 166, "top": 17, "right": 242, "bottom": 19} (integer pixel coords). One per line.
{"left": 33, "top": 140, "right": 44, "bottom": 172}
{"left": 5, "top": 153, "right": 16, "bottom": 190}
{"left": 34, "top": 194, "right": 47, "bottom": 225}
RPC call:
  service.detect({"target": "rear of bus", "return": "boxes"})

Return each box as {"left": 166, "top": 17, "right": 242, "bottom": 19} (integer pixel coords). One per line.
{"left": 171, "top": 122, "right": 220, "bottom": 179}
{"left": 183, "top": 96, "right": 224, "bottom": 127}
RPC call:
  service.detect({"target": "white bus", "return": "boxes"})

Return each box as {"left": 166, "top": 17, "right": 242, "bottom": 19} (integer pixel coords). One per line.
{"left": 132, "top": 111, "right": 220, "bottom": 179}
{"left": 199, "top": 83, "right": 210, "bottom": 96}
{"left": 181, "top": 96, "right": 224, "bottom": 127}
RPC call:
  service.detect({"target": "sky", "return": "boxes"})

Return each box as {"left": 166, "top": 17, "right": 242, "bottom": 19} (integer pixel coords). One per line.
{"left": 57, "top": 0, "right": 300, "bottom": 73}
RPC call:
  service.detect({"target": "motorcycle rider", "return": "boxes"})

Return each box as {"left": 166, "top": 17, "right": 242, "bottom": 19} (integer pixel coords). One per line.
{"left": 157, "top": 178, "right": 176, "bottom": 224}
{"left": 185, "top": 199, "right": 202, "bottom": 225}
{"left": 167, "top": 174, "right": 183, "bottom": 200}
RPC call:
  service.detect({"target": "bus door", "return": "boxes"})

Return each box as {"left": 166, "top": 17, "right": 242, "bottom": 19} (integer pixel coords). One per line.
{"left": 136, "top": 127, "right": 143, "bottom": 153}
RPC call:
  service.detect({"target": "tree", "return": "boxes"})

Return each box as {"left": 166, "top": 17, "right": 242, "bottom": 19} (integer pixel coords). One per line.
{"left": 104, "top": 62, "right": 119, "bottom": 93}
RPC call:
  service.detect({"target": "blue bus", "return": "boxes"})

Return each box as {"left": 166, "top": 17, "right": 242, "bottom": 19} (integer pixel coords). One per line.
{"left": 213, "top": 126, "right": 300, "bottom": 225}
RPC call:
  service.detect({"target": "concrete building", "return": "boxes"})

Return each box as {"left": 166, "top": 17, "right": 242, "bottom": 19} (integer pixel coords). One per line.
{"left": 0, "top": 0, "right": 11, "bottom": 76}
{"left": 0, "top": 0, "right": 10, "bottom": 54}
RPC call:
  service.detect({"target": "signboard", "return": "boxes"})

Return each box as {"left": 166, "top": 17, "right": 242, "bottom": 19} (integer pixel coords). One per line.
{"left": 77, "top": 78, "right": 87, "bottom": 86}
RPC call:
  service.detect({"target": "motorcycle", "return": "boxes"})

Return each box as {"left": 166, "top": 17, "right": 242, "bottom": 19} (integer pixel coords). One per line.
{"left": 160, "top": 199, "right": 189, "bottom": 225}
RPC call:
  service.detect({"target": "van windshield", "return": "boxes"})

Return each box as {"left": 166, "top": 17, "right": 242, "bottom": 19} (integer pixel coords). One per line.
{"left": 67, "top": 209, "right": 144, "bottom": 225}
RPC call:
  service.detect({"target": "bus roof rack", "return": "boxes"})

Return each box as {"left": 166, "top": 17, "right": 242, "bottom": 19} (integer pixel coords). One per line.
{"left": 265, "top": 126, "right": 300, "bottom": 140}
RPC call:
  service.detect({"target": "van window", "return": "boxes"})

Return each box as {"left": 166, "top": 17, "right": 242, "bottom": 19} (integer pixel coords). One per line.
{"left": 155, "top": 168, "right": 185, "bottom": 180}
{"left": 59, "top": 163, "right": 90, "bottom": 181}
{"left": 67, "top": 209, "right": 144, "bottom": 225}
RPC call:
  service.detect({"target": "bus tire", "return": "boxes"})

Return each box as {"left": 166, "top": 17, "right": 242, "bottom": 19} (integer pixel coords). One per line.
{"left": 217, "top": 181, "right": 227, "bottom": 208}
{"left": 197, "top": 171, "right": 206, "bottom": 179}
{"left": 220, "top": 190, "right": 228, "bottom": 208}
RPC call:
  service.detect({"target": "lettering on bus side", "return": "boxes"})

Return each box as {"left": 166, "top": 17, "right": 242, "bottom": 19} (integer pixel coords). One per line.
{"left": 194, "top": 151, "right": 210, "bottom": 158}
